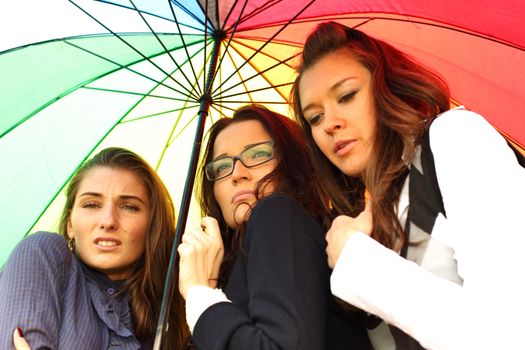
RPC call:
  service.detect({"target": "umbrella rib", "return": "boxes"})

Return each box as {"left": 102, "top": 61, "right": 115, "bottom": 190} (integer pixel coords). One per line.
{"left": 82, "top": 86, "right": 197, "bottom": 102}
{"left": 89, "top": 0, "right": 206, "bottom": 32}
{"left": 218, "top": 0, "right": 240, "bottom": 32}
{"left": 167, "top": 0, "right": 204, "bottom": 96}
{"left": 225, "top": 0, "right": 280, "bottom": 29}
{"left": 128, "top": 0, "right": 202, "bottom": 98}
{"left": 155, "top": 102, "right": 201, "bottom": 170}
{"left": 106, "top": 59, "right": 203, "bottom": 126}
{"left": 210, "top": 102, "right": 236, "bottom": 116}
{"left": 215, "top": 82, "right": 293, "bottom": 101}
{"left": 122, "top": 104, "right": 199, "bottom": 124}
{"left": 23, "top": 68, "right": 177, "bottom": 234}
{"left": 171, "top": 103, "right": 235, "bottom": 128}
{"left": 68, "top": 0, "right": 200, "bottom": 101}
{"left": 64, "top": 39, "right": 203, "bottom": 101}
{"left": 210, "top": 0, "right": 316, "bottom": 95}
{"left": 287, "top": 14, "right": 525, "bottom": 51}
{"left": 212, "top": 48, "right": 290, "bottom": 105}
{"left": 170, "top": 0, "right": 210, "bottom": 28}
{"left": 219, "top": 48, "right": 255, "bottom": 104}
{"left": 207, "top": 0, "right": 250, "bottom": 91}
{"left": 123, "top": 60, "right": 208, "bottom": 125}
{"left": 26, "top": 152, "right": 93, "bottom": 236}
{"left": 165, "top": 106, "right": 200, "bottom": 148}
{"left": 0, "top": 37, "right": 206, "bottom": 140}
{"left": 216, "top": 99, "right": 289, "bottom": 105}
{"left": 201, "top": 0, "right": 210, "bottom": 95}
{"left": 211, "top": 40, "right": 299, "bottom": 100}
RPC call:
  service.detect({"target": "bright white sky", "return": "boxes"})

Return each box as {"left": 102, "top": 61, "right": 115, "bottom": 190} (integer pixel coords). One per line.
{"left": 1, "top": 0, "right": 99, "bottom": 51}
{"left": 0, "top": 0, "right": 181, "bottom": 52}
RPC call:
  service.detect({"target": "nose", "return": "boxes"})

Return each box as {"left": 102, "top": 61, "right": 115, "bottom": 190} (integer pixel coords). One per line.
{"left": 323, "top": 107, "right": 346, "bottom": 134}
{"left": 231, "top": 158, "right": 252, "bottom": 183}
{"left": 100, "top": 205, "right": 118, "bottom": 231}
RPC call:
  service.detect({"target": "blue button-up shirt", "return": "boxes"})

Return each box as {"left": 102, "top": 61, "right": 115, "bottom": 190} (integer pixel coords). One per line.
{"left": 0, "top": 232, "right": 149, "bottom": 349}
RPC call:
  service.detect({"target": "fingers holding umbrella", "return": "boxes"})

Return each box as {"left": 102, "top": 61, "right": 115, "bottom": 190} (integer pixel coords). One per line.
{"left": 178, "top": 220, "right": 225, "bottom": 299}
{"left": 200, "top": 216, "right": 224, "bottom": 286}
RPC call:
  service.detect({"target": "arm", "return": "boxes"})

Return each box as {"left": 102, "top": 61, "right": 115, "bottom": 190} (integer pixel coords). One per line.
{"left": 192, "top": 194, "right": 329, "bottom": 350}
{"left": 0, "top": 232, "right": 71, "bottom": 349}
{"left": 331, "top": 110, "right": 525, "bottom": 349}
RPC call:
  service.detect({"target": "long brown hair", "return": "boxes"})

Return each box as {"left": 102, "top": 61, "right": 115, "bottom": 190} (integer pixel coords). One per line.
{"left": 59, "top": 147, "right": 188, "bottom": 349}
{"left": 291, "top": 21, "right": 450, "bottom": 252}
{"left": 196, "top": 104, "right": 330, "bottom": 286}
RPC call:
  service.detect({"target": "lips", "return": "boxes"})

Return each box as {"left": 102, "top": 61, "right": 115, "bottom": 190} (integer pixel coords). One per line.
{"left": 94, "top": 237, "right": 121, "bottom": 248}
{"left": 333, "top": 139, "right": 356, "bottom": 156}
{"left": 231, "top": 189, "right": 255, "bottom": 204}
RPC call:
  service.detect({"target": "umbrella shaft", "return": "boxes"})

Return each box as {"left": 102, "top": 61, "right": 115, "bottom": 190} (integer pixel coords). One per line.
{"left": 153, "top": 33, "right": 223, "bottom": 350}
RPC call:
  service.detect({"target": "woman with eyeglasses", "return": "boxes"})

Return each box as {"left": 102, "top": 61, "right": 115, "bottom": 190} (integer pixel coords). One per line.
{"left": 177, "top": 104, "right": 371, "bottom": 349}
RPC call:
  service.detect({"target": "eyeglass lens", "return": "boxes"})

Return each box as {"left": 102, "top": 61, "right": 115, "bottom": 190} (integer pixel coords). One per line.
{"left": 205, "top": 141, "right": 274, "bottom": 181}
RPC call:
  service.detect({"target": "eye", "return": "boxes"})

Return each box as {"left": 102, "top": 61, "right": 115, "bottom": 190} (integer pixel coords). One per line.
{"left": 243, "top": 143, "right": 275, "bottom": 164}
{"left": 251, "top": 150, "right": 272, "bottom": 159}
{"left": 338, "top": 91, "right": 357, "bottom": 103}
{"left": 307, "top": 113, "right": 322, "bottom": 126}
{"left": 214, "top": 160, "right": 232, "bottom": 175}
{"left": 82, "top": 201, "right": 100, "bottom": 209}
{"left": 121, "top": 204, "right": 140, "bottom": 212}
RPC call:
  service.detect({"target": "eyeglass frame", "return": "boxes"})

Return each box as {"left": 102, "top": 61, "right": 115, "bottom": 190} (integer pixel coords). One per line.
{"left": 204, "top": 140, "right": 276, "bottom": 181}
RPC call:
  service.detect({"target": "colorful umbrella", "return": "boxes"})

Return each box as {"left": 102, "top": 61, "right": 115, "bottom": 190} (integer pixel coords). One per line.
{"left": 2, "top": 1, "right": 525, "bottom": 342}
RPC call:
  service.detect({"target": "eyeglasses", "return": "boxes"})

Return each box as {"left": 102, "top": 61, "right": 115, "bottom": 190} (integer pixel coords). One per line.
{"left": 205, "top": 140, "right": 275, "bottom": 181}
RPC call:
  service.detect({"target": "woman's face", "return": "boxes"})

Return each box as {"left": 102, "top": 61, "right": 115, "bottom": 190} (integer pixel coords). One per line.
{"left": 298, "top": 49, "right": 377, "bottom": 177}
{"left": 212, "top": 120, "right": 277, "bottom": 228}
{"left": 67, "top": 166, "right": 150, "bottom": 280}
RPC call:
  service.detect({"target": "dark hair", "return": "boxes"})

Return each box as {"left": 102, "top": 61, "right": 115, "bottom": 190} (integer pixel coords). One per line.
{"left": 197, "top": 104, "right": 330, "bottom": 285}
{"left": 59, "top": 147, "right": 188, "bottom": 349}
{"left": 291, "top": 21, "right": 450, "bottom": 251}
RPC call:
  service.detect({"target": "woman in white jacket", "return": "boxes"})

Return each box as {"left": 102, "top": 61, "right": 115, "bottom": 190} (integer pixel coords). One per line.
{"left": 291, "top": 21, "right": 525, "bottom": 350}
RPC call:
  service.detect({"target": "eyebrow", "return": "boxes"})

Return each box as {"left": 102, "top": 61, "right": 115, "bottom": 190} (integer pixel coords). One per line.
{"left": 213, "top": 141, "right": 269, "bottom": 161}
{"left": 301, "top": 76, "right": 357, "bottom": 115}
{"left": 78, "top": 192, "right": 146, "bottom": 204}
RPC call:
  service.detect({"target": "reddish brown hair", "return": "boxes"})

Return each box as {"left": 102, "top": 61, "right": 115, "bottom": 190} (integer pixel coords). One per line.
{"left": 291, "top": 21, "right": 450, "bottom": 251}
{"left": 196, "top": 104, "right": 330, "bottom": 285}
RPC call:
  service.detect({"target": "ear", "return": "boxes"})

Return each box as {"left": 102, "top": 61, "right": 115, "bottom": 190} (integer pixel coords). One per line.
{"left": 67, "top": 219, "right": 74, "bottom": 240}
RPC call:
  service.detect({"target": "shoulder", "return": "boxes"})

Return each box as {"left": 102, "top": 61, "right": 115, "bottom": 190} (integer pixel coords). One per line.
{"left": 18, "top": 231, "right": 69, "bottom": 251}
{"left": 430, "top": 107, "right": 500, "bottom": 143}
{"left": 8, "top": 232, "right": 72, "bottom": 268}
{"left": 250, "top": 193, "right": 314, "bottom": 223}
{"left": 245, "top": 193, "right": 325, "bottom": 245}
{"left": 428, "top": 107, "right": 511, "bottom": 158}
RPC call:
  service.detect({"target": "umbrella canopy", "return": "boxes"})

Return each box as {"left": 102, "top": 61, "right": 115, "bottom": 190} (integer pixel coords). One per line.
{"left": 2, "top": 0, "right": 525, "bottom": 346}
{"left": 2, "top": 0, "right": 525, "bottom": 267}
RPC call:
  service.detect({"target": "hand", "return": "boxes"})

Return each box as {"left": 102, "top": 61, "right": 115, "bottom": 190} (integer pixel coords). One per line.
{"left": 13, "top": 328, "right": 31, "bottom": 350}
{"left": 178, "top": 217, "right": 224, "bottom": 299}
{"left": 326, "top": 201, "right": 373, "bottom": 269}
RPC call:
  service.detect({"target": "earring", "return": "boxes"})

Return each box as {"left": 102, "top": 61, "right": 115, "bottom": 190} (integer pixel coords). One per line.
{"left": 67, "top": 237, "right": 76, "bottom": 252}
